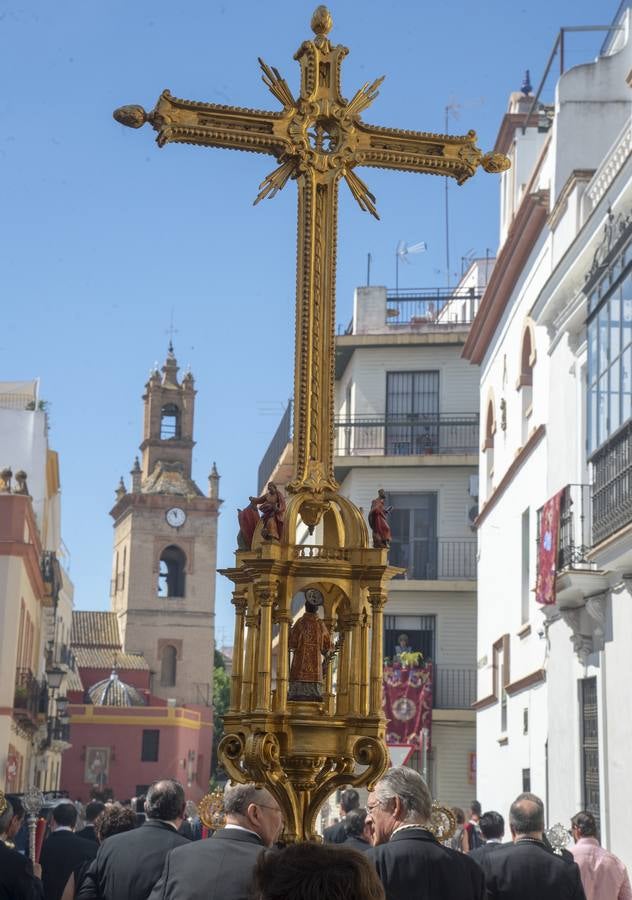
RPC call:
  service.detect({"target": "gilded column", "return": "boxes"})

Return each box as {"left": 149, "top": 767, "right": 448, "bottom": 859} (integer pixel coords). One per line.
{"left": 347, "top": 613, "right": 362, "bottom": 715}
{"left": 255, "top": 584, "right": 275, "bottom": 712}
{"left": 229, "top": 589, "right": 247, "bottom": 713}
{"left": 274, "top": 607, "right": 292, "bottom": 713}
{"left": 359, "top": 610, "right": 369, "bottom": 716}
{"left": 369, "top": 588, "right": 387, "bottom": 716}
{"left": 242, "top": 605, "right": 259, "bottom": 713}
{"left": 335, "top": 614, "right": 352, "bottom": 716}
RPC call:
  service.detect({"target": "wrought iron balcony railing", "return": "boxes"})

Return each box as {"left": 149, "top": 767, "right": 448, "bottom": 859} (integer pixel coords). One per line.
{"left": 335, "top": 413, "right": 479, "bottom": 457}
{"left": 591, "top": 422, "right": 632, "bottom": 546}
{"left": 14, "top": 668, "right": 45, "bottom": 724}
{"left": 390, "top": 538, "right": 476, "bottom": 581}
{"left": 433, "top": 666, "right": 477, "bottom": 709}
{"left": 385, "top": 287, "right": 482, "bottom": 327}
{"left": 536, "top": 484, "right": 592, "bottom": 573}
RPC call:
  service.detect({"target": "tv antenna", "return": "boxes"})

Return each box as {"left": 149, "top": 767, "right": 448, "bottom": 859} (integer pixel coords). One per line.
{"left": 395, "top": 240, "right": 427, "bottom": 293}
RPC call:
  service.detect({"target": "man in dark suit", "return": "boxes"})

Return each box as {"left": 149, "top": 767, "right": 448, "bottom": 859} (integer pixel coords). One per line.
{"left": 0, "top": 796, "right": 43, "bottom": 899}
{"left": 341, "top": 808, "right": 372, "bottom": 852}
{"left": 365, "top": 766, "right": 485, "bottom": 900}
{"left": 75, "top": 801, "right": 105, "bottom": 843}
{"left": 482, "top": 792, "right": 586, "bottom": 900}
{"left": 40, "top": 801, "right": 96, "bottom": 900}
{"left": 469, "top": 810, "right": 506, "bottom": 867}
{"left": 323, "top": 788, "right": 360, "bottom": 843}
{"left": 148, "top": 782, "right": 285, "bottom": 900}
{"left": 76, "top": 780, "right": 189, "bottom": 900}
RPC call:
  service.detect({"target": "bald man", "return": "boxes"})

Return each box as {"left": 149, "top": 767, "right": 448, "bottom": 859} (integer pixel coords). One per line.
{"left": 480, "top": 793, "right": 586, "bottom": 900}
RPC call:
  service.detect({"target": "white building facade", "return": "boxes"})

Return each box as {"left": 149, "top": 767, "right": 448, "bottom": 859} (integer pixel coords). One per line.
{"left": 0, "top": 380, "right": 76, "bottom": 793}
{"left": 466, "top": 5, "right": 632, "bottom": 865}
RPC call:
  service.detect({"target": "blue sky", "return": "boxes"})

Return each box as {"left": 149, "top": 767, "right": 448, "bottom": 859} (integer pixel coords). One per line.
{"left": 1, "top": 1, "right": 609, "bottom": 645}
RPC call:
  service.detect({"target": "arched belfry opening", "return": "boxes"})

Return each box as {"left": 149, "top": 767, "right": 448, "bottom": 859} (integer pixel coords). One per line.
{"left": 160, "top": 403, "right": 181, "bottom": 440}
{"left": 157, "top": 545, "right": 186, "bottom": 598}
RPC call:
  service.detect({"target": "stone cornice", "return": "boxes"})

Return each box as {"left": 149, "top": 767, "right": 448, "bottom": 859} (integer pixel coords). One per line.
{"left": 463, "top": 192, "right": 549, "bottom": 365}
{"left": 547, "top": 170, "right": 595, "bottom": 230}
{"left": 493, "top": 112, "right": 540, "bottom": 156}
{"left": 505, "top": 668, "right": 546, "bottom": 696}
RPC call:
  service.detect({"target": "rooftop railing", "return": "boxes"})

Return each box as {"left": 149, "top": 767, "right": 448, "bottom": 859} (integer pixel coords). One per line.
{"left": 385, "top": 287, "right": 483, "bottom": 327}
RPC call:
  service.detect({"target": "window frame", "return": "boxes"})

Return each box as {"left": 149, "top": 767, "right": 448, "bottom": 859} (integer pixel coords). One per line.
{"left": 141, "top": 729, "right": 160, "bottom": 762}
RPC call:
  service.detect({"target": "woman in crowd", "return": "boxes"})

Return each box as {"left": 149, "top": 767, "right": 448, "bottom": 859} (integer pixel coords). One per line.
{"left": 61, "top": 803, "right": 137, "bottom": 899}
{"left": 252, "top": 841, "right": 385, "bottom": 900}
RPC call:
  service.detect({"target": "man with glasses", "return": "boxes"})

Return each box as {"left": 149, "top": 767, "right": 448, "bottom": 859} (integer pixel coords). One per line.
{"left": 365, "top": 766, "right": 485, "bottom": 900}
{"left": 148, "top": 783, "right": 284, "bottom": 900}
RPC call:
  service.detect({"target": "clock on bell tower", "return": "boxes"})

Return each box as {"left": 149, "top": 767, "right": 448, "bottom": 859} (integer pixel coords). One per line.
{"left": 109, "top": 344, "right": 221, "bottom": 706}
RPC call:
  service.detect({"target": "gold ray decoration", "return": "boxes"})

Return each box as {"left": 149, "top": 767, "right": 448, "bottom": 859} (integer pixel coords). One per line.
{"left": 428, "top": 802, "right": 457, "bottom": 843}
{"left": 114, "top": 6, "right": 509, "bottom": 842}
{"left": 198, "top": 789, "right": 226, "bottom": 831}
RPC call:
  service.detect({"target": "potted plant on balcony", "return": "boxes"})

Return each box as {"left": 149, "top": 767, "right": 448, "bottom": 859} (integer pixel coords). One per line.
{"left": 14, "top": 684, "right": 29, "bottom": 708}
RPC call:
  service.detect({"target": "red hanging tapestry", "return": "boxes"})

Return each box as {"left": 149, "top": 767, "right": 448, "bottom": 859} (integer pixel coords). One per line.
{"left": 383, "top": 663, "right": 433, "bottom": 750}
{"left": 535, "top": 488, "right": 565, "bottom": 605}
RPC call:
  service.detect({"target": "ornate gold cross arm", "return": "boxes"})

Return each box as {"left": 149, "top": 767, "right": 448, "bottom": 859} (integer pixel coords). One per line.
{"left": 354, "top": 122, "right": 510, "bottom": 186}
{"left": 113, "top": 6, "right": 510, "bottom": 498}
{"left": 114, "top": 90, "right": 292, "bottom": 158}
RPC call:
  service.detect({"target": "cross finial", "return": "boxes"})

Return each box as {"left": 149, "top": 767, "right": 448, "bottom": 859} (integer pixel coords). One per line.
{"left": 165, "top": 309, "right": 178, "bottom": 352}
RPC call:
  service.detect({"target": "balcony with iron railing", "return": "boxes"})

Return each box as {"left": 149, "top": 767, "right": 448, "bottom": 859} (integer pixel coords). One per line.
{"left": 14, "top": 668, "right": 46, "bottom": 728}
{"left": 536, "top": 484, "right": 606, "bottom": 607}
{"left": 390, "top": 538, "right": 477, "bottom": 581}
{"left": 591, "top": 420, "right": 632, "bottom": 547}
{"left": 335, "top": 413, "right": 479, "bottom": 457}
{"left": 536, "top": 484, "right": 593, "bottom": 572}
{"left": 433, "top": 666, "right": 476, "bottom": 709}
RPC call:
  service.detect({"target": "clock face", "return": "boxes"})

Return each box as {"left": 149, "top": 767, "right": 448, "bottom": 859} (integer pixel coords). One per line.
{"left": 166, "top": 507, "right": 186, "bottom": 528}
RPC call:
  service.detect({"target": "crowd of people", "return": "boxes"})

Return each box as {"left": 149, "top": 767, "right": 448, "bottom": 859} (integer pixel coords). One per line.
{"left": 1, "top": 767, "right": 630, "bottom": 900}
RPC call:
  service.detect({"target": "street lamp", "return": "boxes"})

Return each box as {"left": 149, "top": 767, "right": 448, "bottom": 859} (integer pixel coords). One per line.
{"left": 46, "top": 666, "right": 64, "bottom": 690}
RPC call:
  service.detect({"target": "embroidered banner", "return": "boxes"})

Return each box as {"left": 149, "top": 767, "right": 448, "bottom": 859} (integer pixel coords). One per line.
{"left": 535, "top": 488, "right": 564, "bottom": 605}
{"left": 383, "top": 663, "right": 433, "bottom": 750}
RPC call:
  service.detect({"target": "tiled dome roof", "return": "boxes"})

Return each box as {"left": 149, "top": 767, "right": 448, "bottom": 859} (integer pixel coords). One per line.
{"left": 87, "top": 669, "right": 146, "bottom": 707}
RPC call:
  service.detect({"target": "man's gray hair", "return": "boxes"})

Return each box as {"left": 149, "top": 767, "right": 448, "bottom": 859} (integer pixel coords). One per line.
{"left": 224, "top": 782, "right": 271, "bottom": 816}
{"left": 374, "top": 766, "right": 432, "bottom": 822}
{"left": 509, "top": 792, "right": 544, "bottom": 834}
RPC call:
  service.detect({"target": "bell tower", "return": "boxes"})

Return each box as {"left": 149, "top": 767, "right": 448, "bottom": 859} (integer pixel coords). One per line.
{"left": 109, "top": 344, "right": 221, "bottom": 706}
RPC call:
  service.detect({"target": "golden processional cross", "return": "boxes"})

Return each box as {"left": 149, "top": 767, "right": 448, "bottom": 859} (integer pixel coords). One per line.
{"left": 114, "top": 6, "right": 508, "bottom": 498}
